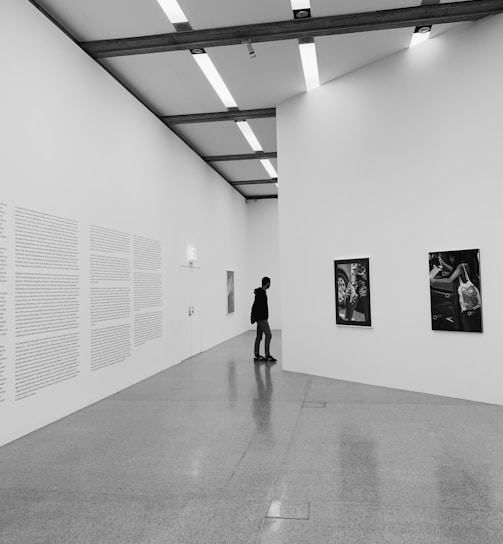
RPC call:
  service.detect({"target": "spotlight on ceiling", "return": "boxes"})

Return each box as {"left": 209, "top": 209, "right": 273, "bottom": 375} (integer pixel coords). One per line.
{"left": 293, "top": 8, "right": 311, "bottom": 19}
{"left": 409, "top": 25, "right": 432, "bottom": 48}
{"left": 173, "top": 22, "right": 192, "bottom": 32}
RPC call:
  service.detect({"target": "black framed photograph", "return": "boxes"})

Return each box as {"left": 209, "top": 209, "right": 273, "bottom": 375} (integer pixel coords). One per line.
{"left": 334, "top": 258, "right": 371, "bottom": 327}
{"left": 429, "top": 249, "right": 482, "bottom": 332}
{"left": 227, "top": 270, "right": 235, "bottom": 314}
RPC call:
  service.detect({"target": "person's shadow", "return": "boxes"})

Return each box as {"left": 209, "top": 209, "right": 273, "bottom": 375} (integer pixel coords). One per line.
{"left": 252, "top": 363, "right": 273, "bottom": 434}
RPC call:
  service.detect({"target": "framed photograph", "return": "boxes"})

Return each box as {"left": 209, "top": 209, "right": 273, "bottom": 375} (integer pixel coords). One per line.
{"left": 334, "top": 258, "right": 371, "bottom": 327}
{"left": 429, "top": 249, "right": 482, "bottom": 332}
{"left": 227, "top": 270, "right": 235, "bottom": 314}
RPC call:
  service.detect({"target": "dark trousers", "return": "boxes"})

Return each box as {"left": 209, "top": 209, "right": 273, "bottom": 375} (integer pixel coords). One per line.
{"left": 254, "top": 320, "right": 272, "bottom": 356}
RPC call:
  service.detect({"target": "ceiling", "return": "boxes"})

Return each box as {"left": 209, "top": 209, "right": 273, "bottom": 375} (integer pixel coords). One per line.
{"left": 28, "top": 0, "right": 503, "bottom": 199}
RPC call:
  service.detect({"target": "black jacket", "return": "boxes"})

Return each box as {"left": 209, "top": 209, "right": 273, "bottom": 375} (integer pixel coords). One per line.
{"left": 251, "top": 287, "right": 268, "bottom": 321}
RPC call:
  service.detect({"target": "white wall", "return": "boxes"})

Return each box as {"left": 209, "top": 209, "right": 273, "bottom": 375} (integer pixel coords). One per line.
{"left": 0, "top": 0, "right": 249, "bottom": 446}
{"left": 246, "top": 200, "right": 281, "bottom": 330}
{"left": 277, "top": 14, "right": 503, "bottom": 405}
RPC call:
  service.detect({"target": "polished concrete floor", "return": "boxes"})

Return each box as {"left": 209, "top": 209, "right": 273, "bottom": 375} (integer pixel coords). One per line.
{"left": 2, "top": 331, "right": 503, "bottom": 543}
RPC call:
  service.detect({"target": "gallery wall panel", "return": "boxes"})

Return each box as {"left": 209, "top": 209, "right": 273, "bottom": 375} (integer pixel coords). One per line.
{"left": 277, "top": 13, "right": 503, "bottom": 405}
{"left": 0, "top": 0, "right": 248, "bottom": 446}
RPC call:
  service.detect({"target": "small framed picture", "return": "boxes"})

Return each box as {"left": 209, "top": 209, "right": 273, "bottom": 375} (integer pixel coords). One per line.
{"left": 227, "top": 270, "right": 235, "bottom": 314}
{"left": 429, "top": 249, "right": 482, "bottom": 332}
{"left": 334, "top": 258, "right": 371, "bottom": 327}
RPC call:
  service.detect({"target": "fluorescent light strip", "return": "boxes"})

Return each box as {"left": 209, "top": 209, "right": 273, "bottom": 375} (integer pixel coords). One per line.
{"left": 261, "top": 159, "right": 278, "bottom": 179}
{"left": 299, "top": 42, "right": 320, "bottom": 92}
{"left": 290, "top": 0, "right": 310, "bottom": 9}
{"left": 235, "top": 121, "right": 263, "bottom": 152}
{"left": 192, "top": 53, "right": 238, "bottom": 108}
{"left": 156, "top": 0, "right": 188, "bottom": 23}
{"left": 409, "top": 28, "right": 431, "bottom": 48}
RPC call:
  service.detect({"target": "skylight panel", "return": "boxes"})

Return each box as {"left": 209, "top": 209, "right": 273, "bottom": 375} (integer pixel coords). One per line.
{"left": 191, "top": 50, "right": 238, "bottom": 108}
{"left": 410, "top": 26, "right": 432, "bottom": 48}
{"left": 261, "top": 159, "right": 278, "bottom": 178}
{"left": 290, "top": 0, "right": 310, "bottom": 9}
{"left": 299, "top": 41, "right": 320, "bottom": 92}
{"left": 235, "top": 121, "right": 263, "bottom": 152}
{"left": 156, "top": 0, "right": 189, "bottom": 24}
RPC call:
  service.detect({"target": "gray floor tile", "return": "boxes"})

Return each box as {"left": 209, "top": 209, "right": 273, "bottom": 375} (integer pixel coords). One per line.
{"left": 306, "top": 377, "right": 466, "bottom": 405}
{"left": 258, "top": 503, "right": 503, "bottom": 544}
{"left": 2, "top": 331, "right": 503, "bottom": 543}
{"left": 161, "top": 497, "right": 269, "bottom": 544}
{"left": 0, "top": 490, "right": 190, "bottom": 544}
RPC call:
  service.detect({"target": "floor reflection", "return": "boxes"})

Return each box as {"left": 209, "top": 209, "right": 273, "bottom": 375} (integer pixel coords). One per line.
{"left": 252, "top": 363, "right": 273, "bottom": 434}
{"left": 340, "top": 425, "right": 380, "bottom": 503}
{"left": 227, "top": 359, "right": 237, "bottom": 409}
{"left": 338, "top": 424, "right": 381, "bottom": 539}
{"left": 437, "top": 455, "right": 495, "bottom": 542}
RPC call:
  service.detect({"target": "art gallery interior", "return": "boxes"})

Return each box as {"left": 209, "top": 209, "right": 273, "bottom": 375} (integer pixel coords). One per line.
{"left": 2, "top": 0, "right": 503, "bottom": 542}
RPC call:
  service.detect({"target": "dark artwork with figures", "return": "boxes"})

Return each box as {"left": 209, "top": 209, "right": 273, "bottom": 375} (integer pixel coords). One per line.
{"left": 429, "top": 249, "right": 482, "bottom": 332}
{"left": 334, "top": 258, "right": 371, "bottom": 327}
{"left": 227, "top": 270, "right": 235, "bottom": 314}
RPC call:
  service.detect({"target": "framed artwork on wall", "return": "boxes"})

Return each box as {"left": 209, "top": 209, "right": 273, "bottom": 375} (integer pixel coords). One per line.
{"left": 227, "top": 270, "right": 235, "bottom": 314}
{"left": 429, "top": 249, "right": 482, "bottom": 332}
{"left": 334, "top": 258, "right": 371, "bottom": 327}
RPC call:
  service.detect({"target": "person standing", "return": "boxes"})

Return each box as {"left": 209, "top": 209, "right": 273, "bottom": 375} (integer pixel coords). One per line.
{"left": 251, "top": 276, "right": 277, "bottom": 363}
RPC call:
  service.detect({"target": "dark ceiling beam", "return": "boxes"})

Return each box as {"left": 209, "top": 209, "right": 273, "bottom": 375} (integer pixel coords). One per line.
{"left": 204, "top": 152, "right": 277, "bottom": 162}
{"left": 162, "top": 108, "right": 276, "bottom": 125}
{"left": 246, "top": 195, "right": 278, "bottom": 200}
{"left": 231, "top": 179, "right": 277, "bottom": 186}
{"left": 81, "top": 1, "right": 503, "bottom": 58}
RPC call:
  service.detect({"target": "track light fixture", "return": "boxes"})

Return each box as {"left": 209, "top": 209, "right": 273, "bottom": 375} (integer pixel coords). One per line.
{"left": 243, "top": 40, "right": 256, "bottom": 59}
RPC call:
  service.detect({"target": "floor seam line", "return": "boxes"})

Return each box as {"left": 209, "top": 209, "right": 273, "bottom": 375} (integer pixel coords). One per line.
{"left": 227, "top": 433, "right": 258, "bottom": 481}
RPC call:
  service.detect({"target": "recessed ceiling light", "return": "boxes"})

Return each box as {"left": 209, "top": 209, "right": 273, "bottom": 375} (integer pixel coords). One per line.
{"left": 235, "top": 121, "right": 263, "bottom": 152}
{"left": 191, "top": 51, "right": 238, "bottom": 108}
{"left": 409, "top": 25, "right": 432, "bottom": 48}
{"left": 260, "top": 159, "right": 278, "bottom": 179}
{"left": 155, "top": 0, "right": 189, "bottom": 24}
{"left": 299, "top": 41, "right": 320, "bottom": 92}
{"left": 294, "top": 9, "right": 311, "bottom": 19}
